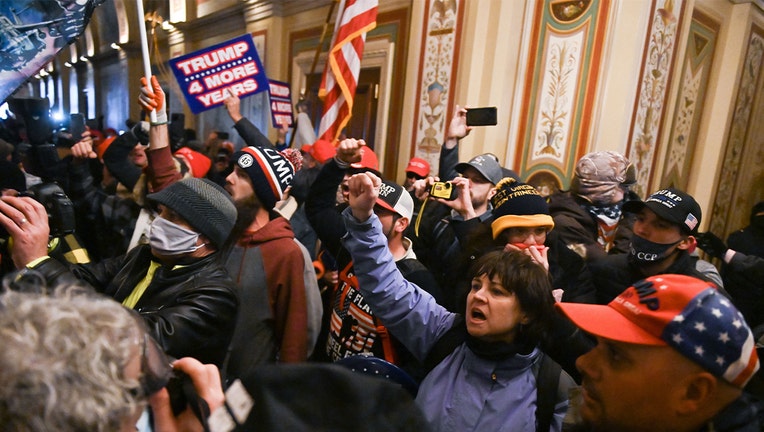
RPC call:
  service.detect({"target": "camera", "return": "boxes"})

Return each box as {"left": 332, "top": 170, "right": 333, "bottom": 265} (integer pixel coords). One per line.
{"left": 430, "top": 181, "right": 457, "bottom": 200}
{"left": 20, "top": 183, "right": 76, "bottom": 238}
{"left": 166, "top": 369, "right": 207, "bottom": 420}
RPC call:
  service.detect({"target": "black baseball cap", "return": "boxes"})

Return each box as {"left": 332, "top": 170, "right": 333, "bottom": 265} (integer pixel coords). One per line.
{"left": 623, "top": 188, "right": 702, "bottom": 234}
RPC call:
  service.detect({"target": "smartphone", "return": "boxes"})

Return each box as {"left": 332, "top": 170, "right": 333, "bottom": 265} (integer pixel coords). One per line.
{"left": 70, "top": 113, "right": 86, "bottom": 140}
{"left": 466, "top": 107, "right": 497, "bottom": 126}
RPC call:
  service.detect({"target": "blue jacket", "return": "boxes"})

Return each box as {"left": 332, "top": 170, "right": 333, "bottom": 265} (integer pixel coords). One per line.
{"left": 342, "top": 208, "right": 567, "bottom": 432}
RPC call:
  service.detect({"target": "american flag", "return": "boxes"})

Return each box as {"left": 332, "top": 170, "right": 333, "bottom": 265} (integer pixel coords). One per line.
{"left": 663, "top": 288, "right": 759, "bottom": 388}
{"left": 317, "top": 0, "right": 378, "bottom": 142}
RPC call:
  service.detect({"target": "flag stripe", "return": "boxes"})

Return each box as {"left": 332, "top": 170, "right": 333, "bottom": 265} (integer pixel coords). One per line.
{"left": 318, "top": 0, "right": 378, "bottom": 142}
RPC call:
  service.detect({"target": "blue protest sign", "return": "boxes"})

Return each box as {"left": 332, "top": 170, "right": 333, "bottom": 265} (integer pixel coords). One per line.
{"left": 268, "top": 80, "right": 293, "bottom": 128}
{"left": 169, "top": 34, "right": 268, "bottom": 114}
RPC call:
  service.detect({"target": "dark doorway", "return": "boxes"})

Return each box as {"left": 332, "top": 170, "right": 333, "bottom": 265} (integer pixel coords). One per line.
{"left": 303, "top": 67, "right": 381, "bottom": 150}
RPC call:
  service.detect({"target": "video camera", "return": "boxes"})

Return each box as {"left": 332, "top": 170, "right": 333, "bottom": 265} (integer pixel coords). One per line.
{"left": 6, "top": 97, "right": 55, "bottom": 174}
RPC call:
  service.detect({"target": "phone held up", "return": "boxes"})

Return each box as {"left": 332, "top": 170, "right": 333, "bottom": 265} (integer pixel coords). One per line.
{"left": 69, "top": 113, "right": 86, "bottom": 140}
{"left": 465, "top": 107, "right": 497, "bottom": 127}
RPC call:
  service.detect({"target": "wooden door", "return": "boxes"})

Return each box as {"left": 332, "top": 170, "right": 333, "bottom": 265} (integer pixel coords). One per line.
{"left": 303, "top": 67, "right": 381, "bottom": 149}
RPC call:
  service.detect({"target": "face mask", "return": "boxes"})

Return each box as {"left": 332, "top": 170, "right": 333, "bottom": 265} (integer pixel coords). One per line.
{"left": 149, "top": 216, "right": 205, "bottom": 256}
{"left": 627, "top": 235, "right": 681, "bottom": 267}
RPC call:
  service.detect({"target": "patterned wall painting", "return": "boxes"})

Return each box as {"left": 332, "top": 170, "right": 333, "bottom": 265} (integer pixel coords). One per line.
{"left": 660, "top": 9, "right": 719, "bottom": 190}
{"left": 514, "top": 0, "right": 610, "bottom": 192}
{"left": 625, "top": 0, "right": 686, "bottom": 198}
{"left": 708, "top": 24, "right": 764, "bottom": 239}
{"left": 410, "top": 0, "right": 465, "bottom": 176}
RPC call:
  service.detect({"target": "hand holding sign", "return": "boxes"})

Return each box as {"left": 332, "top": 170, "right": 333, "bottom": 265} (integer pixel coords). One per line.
{"left": 223, "top": 90, "right": 243, "bottom": 123}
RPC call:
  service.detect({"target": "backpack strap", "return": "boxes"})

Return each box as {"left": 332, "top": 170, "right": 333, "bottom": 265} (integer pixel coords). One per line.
{"left": 396, "top": 258, "right": 428, "bottom": 275}
{"left": 422, "top": 315, "right": 467, "bottom": 373}
{"left": 535, "top": 353, "right": 564, "bottom": 432}
{"left": 373, "top": 316, "right": 399, "bottom": 364}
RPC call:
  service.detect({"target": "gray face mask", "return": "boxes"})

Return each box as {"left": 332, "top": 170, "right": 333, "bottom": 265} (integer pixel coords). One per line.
{"left": 149, "top": 216, "right": 205, "bottom": 256}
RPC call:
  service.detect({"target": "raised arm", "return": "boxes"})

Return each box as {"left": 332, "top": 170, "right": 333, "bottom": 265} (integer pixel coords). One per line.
{"left": 341, "top": 172, "right": 456, "bottom": 360}
{"left": 138, "top": 76, "right": 182, "bottom": 191}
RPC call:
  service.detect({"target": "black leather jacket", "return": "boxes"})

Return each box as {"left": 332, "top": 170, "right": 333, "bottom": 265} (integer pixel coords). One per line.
{"left": 32, "top": 245, "right": 238, "bottom": 366}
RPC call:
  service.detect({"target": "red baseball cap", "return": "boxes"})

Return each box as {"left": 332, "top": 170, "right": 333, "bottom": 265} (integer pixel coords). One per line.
{"left": 405, "top": 157, "right": 430, "bottom": 178}
{"left": 309, "top": 139, "right": 336, "bottom": 165}
{"left": 175, "top": 147, "right": 212, "bottom": 178}
{"left": 350, "top": 145, "right": 378, "bottom": 171}
{"left": 556, "top": 274, "right": 759, "bottom": 388}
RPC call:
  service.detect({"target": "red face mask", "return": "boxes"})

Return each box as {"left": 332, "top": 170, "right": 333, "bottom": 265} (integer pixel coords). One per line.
{"left": 511, "top": 243, "right": 546, "bottom": 252}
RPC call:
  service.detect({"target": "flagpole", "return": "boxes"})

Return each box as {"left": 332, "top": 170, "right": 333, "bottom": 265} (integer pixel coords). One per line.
{"left": 136, "top": 0, "right": 157, "bottom": 123}
{"left": 309, "top": 0, "right": 340, "bottom": 77}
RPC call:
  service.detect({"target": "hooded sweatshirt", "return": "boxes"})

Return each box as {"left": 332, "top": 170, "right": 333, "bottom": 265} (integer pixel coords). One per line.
{"left": 224, "top": 216, "right": 316, "bottom": 379}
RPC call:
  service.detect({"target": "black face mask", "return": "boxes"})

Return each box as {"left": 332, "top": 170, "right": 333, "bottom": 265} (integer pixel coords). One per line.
{"left": 627, "top": 235, "right": 681, "bottom": 267}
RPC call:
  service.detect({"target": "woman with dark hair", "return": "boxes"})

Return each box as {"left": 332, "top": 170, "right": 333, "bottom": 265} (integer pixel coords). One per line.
{"left": 340, "top": 171, "right": 575, "bottom": 432}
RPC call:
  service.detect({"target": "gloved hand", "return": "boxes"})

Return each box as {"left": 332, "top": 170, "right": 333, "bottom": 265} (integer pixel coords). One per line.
{"left": 138, "top": 76, "right": 168, "bottom": 125}
{"left": 695, "top": 232, "right": 728, "bottom": 259}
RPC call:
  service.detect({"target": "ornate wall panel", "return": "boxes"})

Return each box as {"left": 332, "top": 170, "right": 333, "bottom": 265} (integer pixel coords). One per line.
{"left": 660, "top": 9, "right": 719, "bottom": 190}
{"left": 514, "top": 0, "right": 610, "bottom": 191}
{"left": 625, "top": 0, "right": 687, "bottom": 198}
{"left": 709, "top": 24, "right": 764, "bottom": 239}
{"left": 410, "top": 0, "right": 465, "bottom": 175}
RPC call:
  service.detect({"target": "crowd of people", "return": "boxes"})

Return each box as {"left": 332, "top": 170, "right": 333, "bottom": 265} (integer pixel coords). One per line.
{"left": 0, "top": 78, "right": 762, "bottom": 431}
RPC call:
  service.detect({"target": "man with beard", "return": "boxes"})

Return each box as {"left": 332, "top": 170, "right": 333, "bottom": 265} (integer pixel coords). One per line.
{"left": 588, "top": 188, "right": 725, "bottom": 304}
{"left": 409, "top": 152, "right": 504, "bottom": 311}
{"left": 222, "top": 144, "right": 321, "bottom": 383}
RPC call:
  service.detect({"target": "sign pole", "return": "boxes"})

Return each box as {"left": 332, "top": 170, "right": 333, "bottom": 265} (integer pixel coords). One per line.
{"left": 136, "top": 0, "right": 157, "bottom": 123}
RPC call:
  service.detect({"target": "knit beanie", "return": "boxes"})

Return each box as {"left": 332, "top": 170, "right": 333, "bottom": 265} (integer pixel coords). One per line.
{"left": 571, "top": 151, "right": 635, "bottom": 206}
{"left": 490, "top": 178, "right": 554, "bottom": 239}
{"left": 147, "top": 177, "right": 237, "bottom": 248}
{"left": 280, "top": 148, "right": 304, "bottom": 172}
{"left": 232, "top": 146, "right": 295, "bottom": 210}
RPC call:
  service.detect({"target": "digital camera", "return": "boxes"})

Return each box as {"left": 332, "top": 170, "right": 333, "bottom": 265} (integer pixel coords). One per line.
{"left": 20, "top": 183, "right": 76, "bottom": 238}
{"left": 430, "top": 181, "right": 457, "bottom": 200}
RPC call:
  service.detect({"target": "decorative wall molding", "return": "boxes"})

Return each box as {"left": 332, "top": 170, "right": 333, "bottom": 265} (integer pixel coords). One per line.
{"left": 709, "top": 24, "right": 764, "bottom": 238}
{"left": 514, "top": 0, "right": 610, "bottom": 191}
{"left": 410, "top": 0, "right": 465, "bottom": 176}
{"left": 661, "top": 9, "right": 719, "bottom": 190}
{"left": 625, "top": 0, "right": 686, "bottom": 198}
